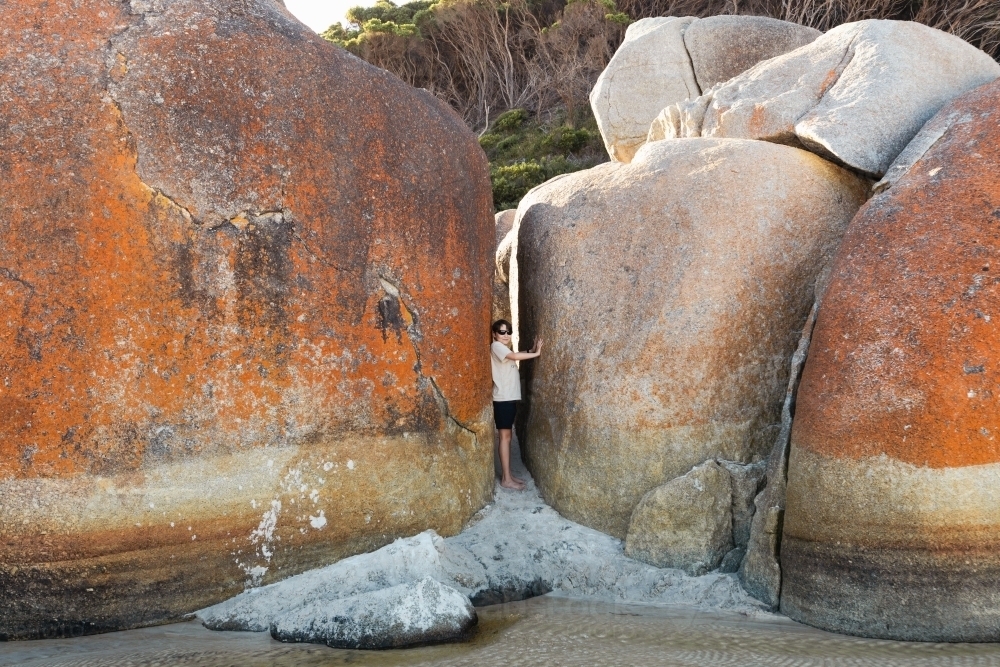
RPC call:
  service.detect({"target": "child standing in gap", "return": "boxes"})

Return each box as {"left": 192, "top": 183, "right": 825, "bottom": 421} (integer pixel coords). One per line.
{"left": 490, "top": 319, "right": 542, "bottom": 490}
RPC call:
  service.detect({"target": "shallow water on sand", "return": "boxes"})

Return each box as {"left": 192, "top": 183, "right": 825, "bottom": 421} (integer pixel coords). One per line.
{"left": 5, "top": 595, "right": 1000, "bottom": 667}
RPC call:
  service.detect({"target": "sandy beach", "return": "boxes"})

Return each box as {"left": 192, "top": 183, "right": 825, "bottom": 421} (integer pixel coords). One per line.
{"left": 6, "top": 440, "right": 1000, "bottom": 666}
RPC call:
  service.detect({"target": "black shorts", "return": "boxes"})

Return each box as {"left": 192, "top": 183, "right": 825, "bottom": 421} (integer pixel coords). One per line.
{"left": 493, "top": 401, "right": 517, "bottom": 429}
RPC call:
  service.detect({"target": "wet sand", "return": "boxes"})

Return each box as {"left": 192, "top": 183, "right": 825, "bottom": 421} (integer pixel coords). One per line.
{"left": 5, "top": 595, "right": 1000, "bottom": 667}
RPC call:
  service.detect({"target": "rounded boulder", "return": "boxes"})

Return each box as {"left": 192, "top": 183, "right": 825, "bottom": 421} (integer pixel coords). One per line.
{"left": 658, "top": 20, "right": 1000, "bottom": 178}
{"left": 783, "top": 79, "right": 1000, "bottom": 641}
{"left": 590, "top": 15, "right": 819, "bottom": 164}
{"left": 512, "top": 138, "right": 868, "bottom": 538}
{"left": 0, "top": 0, "right": 494, "bottom": 638}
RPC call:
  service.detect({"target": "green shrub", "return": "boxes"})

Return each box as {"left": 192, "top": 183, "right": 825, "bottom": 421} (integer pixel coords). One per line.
{"left": 320, "top": 23, "right": 362, "bottom": 46}
{"left": 480, "top": 107, "right": 608, "bottom": 210}
{"left": 478, "top": 133, "right": 500, "bottom": 150}
{"left": 493, "top": 134, "right": 523, "bottom": 154}
{"left": 492, "top": 108, "right": 528, "bottom": 132}
{"left": 362, "top": 18, "right": 421, "bottom": 36}
{"left": 490, "top": 156, "right": 594, "bottom": 210}
{"left": 490, "top": 161, "right": 547, "bottom": 210}
{"left": 541, "top": 126, "right": 592, "bottom": 153}
{"left": 347, "top": 0, "right": 437, "bottom": 27}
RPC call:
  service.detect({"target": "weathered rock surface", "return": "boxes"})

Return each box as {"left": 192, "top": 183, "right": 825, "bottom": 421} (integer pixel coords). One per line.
{"left": 441, "top": 448, "right": 757, "bottom": 607}
{"left": 495, "top": 210, "right": 517, "bottom": 283}
{"left": 738, "top": 302, "right": 818, "bottom": 608}
{"left": 683, "top": 16, "right": 820, "bottom": 94}
{"left": 591, "top": 16, "right": 698, "bottom": 163}
{"left": 872, "top": 85, "right": 990, "bottom": 194}
{"left": 654, "top": 20, "right": 1000, "bottom": 177}
{"left": 782, "top": 79, "right": 1000, "bottom": 641}
{"left": 269, "top": 577, "right": 476, "bottom": 650}
{"left": 0, "top": 0, "right": 494, "bottom": 639}
{"left": 512, "top": 138, "right": 869, "bottom": 538}
{"left": 591, "top": 15, "right": 818, "bottom": 164}
{"left": 493, "top": 210, "right": 517, "bottom": 322}
{"left": 719, "top": 548, "right": 746, "bottom": 574}
{"left": 625, "top": 461, "right": 733, "bottom": 575}
{"left": 624, "top": 458, "right": 764, "bottom": 575}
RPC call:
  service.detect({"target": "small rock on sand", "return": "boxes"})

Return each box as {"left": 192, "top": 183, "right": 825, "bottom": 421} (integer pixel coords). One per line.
{"left": 625, "top": 461, "right": 734, "bottom": 575}
{"left": 269, "top": 577, "right": 476, "bottom": 650}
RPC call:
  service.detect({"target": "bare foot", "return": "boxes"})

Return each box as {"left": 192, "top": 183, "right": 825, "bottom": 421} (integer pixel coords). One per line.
{"left": 500, "top": 476, "right": 526, "bottom": 490}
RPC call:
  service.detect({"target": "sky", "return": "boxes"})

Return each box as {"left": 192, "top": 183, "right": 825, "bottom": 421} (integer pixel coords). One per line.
{"left": 284, "top": 0, "right": 376, "bottom": 32}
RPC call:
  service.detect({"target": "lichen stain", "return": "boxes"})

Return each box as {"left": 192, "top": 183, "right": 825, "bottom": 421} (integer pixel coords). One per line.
{"left": 794, "top": 78, "right": 1000, "bottom": 468}
{"left": 377, "top": 294, "right": 408, "bottom": 344}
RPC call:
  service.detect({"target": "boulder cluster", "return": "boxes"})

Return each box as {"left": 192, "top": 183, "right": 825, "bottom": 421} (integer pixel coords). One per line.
{"left": 499, "top": 16, "right": 1000, "bottom": 641}
{"left": 6, "top": 0, "right": 1000, "bottom": 646}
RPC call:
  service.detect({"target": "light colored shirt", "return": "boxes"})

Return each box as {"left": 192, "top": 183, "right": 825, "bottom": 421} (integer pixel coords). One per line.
{"left": 490, "top": 341, "right": 521, "bottom": 401}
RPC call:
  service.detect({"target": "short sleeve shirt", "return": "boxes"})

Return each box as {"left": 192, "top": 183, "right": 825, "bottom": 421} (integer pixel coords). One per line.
{"left": 490, "top": 341, "right": 521, "bottom": 401}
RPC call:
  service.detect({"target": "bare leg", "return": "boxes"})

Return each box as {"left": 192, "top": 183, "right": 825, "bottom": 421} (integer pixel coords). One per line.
{"left": 497, "top": 428, "right": 525, "bottom": 490}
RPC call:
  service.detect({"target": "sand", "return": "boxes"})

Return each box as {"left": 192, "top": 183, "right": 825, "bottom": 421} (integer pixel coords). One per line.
{"left": 198, "top": 436, "right": 767, "bottom": 634}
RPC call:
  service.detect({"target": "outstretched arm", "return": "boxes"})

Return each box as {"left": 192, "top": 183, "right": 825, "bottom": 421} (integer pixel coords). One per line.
{"left": 505, "top": 337, "right": 543, "bottom": 361}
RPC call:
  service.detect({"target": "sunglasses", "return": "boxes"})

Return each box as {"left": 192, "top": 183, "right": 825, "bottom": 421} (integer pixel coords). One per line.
{"left": 495, "top": 330, "right": 511, "bottom": 335}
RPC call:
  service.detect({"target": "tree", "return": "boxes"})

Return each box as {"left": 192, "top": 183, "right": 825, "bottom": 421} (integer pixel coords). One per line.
{"left": 534, "top": 0, "right": 626, "bottom": 127}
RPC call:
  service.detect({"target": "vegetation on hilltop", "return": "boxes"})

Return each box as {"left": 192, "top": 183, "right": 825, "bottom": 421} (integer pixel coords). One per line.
{"left": 323, "top": 0, "right": 1000, "bottom": 209}
{"left": 323, "top": 0, "right": 628, "bottom": 132}
{"left": 480, "top": 108, "right": 608, "bottom": 210}
{"left": 323, "top": 0, "right": 626, "bottom": 209}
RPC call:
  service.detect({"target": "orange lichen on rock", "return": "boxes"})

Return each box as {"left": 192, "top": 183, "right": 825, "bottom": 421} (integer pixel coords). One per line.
{"left": 792, "top": 80, "right": 1000, "bottom": 470}
{"left": 0, "top": 0, "right": 494, "bottom": 638}
{"left": 783, "top": 79, "right": 1000, "bottom": 641}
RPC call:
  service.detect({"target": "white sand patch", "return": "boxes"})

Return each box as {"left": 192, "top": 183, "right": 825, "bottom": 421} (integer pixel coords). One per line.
{"left": 200, "top": 436, "right": 769, "bottom": 632}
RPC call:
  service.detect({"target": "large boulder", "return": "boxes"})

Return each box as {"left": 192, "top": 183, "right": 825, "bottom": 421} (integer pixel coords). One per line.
{"left": 269, "top": 577, "right": 476, "bottom": 649}
{"left": 652, "top": 20, "right": 1000, "bottom": 177}
{"left": 625, "top": 461, "right": 733, "bottom": 575}
{"left": 512, "top": 138, "right": 868, "bottom": 538}
{"left": 590, "top": 16, "right": 818, "bottom": 163}
{"left": 0, "top": 0, "right": 494, "bottom": 639}
{"left": 684, "top": 16, "right": 820, "bottom": 94}
{"left": 782, "top": 79, "right": 1000, "bottom": 642}
{"left": 591, "top": 17, "right": 697, "bottom": 164}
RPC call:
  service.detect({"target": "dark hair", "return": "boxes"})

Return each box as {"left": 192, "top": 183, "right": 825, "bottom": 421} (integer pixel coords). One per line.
{"left": 491, "top": 319, "right": 512, "bottom": 334}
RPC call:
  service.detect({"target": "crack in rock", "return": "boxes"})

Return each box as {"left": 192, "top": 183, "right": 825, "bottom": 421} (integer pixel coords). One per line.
{"left": 378, "top": 277, "right": 478, "bottom": 438}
